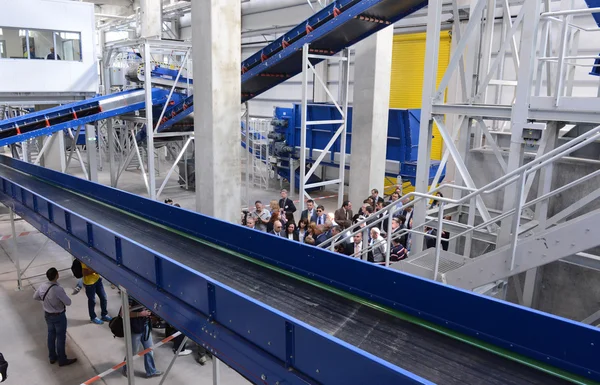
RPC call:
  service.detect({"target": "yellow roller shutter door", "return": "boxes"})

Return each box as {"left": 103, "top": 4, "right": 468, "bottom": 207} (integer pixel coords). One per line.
{"left": 389, "top": 31, "right": 452, "bottom": 161}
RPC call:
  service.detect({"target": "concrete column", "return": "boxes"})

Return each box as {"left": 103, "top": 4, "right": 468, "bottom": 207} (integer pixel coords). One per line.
{"left": 85, "top": 124, "right": 98, "bottom": 182}
{"left": 192, "top": 0, "right": 241, "bottom": 222}
{"left": 35, "top": 104, "right": 66, "bottom": 172}
{"left": 140, "top": 0, "right": 162, "bottom": 38}
{"left": 41, "top": 133, "right": 66, "bottom": 172}
{"left": 348, "top": 27, "right": 393, "bottom": 207}
{"left": 313, "top": 62, "right": 329, "bottom": 103}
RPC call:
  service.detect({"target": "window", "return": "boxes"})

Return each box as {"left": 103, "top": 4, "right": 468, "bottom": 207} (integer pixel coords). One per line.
{"left": 0, "top": 26, "right": 81, "bottom": 61}
{"left": 0, "top": 27, "right": 27, "bottom": 59}
{"left": 28, "top": 29, "right": 54, "bottom": 59}
{"left": 55, "top": 30, "right": 82, "bottom": 61}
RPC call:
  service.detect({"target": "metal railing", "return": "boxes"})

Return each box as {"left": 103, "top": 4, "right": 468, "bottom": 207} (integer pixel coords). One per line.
{"left": 318, "top": 124, "right": 600, "bottom": 280}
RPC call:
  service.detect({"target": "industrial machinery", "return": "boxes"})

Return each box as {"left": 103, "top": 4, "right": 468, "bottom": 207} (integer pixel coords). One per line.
{"left": 271, "top": 104, "right": 444, "bottom": 189}
{"left": 0, "top": 156, "right": 598, "bottom": 384}
{"left": 0, "top": 0, "right": 599, "bottom": 383}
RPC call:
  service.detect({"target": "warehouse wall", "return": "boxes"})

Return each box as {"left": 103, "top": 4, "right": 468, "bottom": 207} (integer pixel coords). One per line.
{"left": 0, "top": 0, "right": 97, "bottom": 94}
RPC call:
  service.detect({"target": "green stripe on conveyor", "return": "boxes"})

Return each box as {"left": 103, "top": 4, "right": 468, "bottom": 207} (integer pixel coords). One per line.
{"left": 19, "top": 170, "right": 598, "bottom": 385}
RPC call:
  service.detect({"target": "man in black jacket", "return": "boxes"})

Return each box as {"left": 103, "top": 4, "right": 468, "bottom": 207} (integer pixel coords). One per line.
{"left": 122, "top": 298, "right": 162, "bottom": 378}
{"left": 279, "top": 189, "right": 297, "bottom": 225}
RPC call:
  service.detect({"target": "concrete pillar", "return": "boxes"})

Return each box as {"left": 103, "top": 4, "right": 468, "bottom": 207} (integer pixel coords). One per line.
{"left": 85, "top": 124, "right": 98, "bottom": 182}
{"left": 348, "top": 27, "right": 393, "bottom": 207}
{"left": 140, "top": 0, "right": 162, "bottom": 38}
{"left": 41, "top": 133, "right": 66, "bottom": 172}
{"left": 35, "top": 104, "right": 66, "bottom": 172}
{"left": 313, "top": 62, "right": 329, "bottom": 103}
{"left": 192, "top": 0, "right": 241, "bottom": 222}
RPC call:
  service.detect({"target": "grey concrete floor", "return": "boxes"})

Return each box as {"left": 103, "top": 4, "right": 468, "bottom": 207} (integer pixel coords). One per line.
{"left": 0, "top": 210, "right": 250, "bottom": 385}
{"left": 0, "top": 157, "right": 267, "bottom": 384}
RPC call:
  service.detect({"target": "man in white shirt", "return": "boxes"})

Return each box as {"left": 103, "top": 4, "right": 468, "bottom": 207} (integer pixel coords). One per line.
{"left": 353, "top": 232, "right": 363, "bottom": 259}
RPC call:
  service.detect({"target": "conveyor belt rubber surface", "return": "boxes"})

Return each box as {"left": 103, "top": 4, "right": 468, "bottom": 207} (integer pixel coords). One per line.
{"left": 0, "top": 164, "right": 574, "bottom": 385}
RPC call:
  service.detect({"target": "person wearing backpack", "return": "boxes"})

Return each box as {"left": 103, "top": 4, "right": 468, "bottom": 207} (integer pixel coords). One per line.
{"left": 33, "top": 267, "right": 77, "bottom": 367}
{"left": 121, "top": 297, "right": 163, "bottom": 378}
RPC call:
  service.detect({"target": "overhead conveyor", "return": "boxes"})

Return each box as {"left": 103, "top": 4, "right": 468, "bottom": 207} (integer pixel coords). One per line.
{"left": 0, "top": 0, "right": 432, "bottom": 144}
{"left": 0, "top": 155, "right": 598, "bottom": 384}
{"left": 0, "top": 88, "right": 173, "bottom": 147}
{"left": 241, "top": 0, "right": 427, "bottom": 102}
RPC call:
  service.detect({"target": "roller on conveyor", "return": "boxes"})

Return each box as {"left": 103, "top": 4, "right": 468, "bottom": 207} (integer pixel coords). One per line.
{"left": 0, "top": 155, "right": 598, "bottom": 385}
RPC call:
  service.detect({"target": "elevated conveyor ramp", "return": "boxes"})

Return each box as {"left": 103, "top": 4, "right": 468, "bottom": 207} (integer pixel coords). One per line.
{"left": 0, "top": 89, "right": 171, "bottom": 147}
{"left": 0, "top": 156, "right": 598, "bottom": 384}
{"left": 241, "top": 0, "right": 427, "bottom": 102}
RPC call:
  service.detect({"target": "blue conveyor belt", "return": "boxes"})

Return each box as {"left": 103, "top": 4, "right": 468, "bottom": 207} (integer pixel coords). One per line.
{"left": 0, "top": 156, "right": 592, "bottom": 385}
{"left": 0, "top": 156, "right": 598, "bottom": 385}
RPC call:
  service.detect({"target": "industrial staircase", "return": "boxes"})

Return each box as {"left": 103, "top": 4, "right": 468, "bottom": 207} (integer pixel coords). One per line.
{"left": 325, "top": 123, "right": 600, "bottom": 292}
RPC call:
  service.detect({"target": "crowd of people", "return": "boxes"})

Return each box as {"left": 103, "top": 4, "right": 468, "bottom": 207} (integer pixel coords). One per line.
{"left": 242, "top": 187, "right": 448, "bottom": 264}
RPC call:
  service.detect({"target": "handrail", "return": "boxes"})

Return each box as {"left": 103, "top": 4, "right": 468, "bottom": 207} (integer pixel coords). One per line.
{"left": 317, "top": 124, "right": 600, "bottom": 271}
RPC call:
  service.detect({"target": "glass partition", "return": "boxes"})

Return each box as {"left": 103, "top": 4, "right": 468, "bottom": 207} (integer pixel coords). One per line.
{"left": 0, "top": 27, "right": 28, "bottom": 59}
{"left": 55, "top": 31, "right": 81, "bottom": 61}
{"left": 28, "top": 29, "right": 54, "bottom": 59}
{"left": 0, "top": 27, "right": 81, "bottom": 61}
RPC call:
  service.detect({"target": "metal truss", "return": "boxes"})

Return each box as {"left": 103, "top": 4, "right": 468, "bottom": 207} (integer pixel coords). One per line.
{"left": 100, "top": 35, "right": 194, "bottom": 201}
{"left": 402, "top": 0, "right": 600, "bottom": 303}
{"left": 299, "top": 44, "right": 350, "bottom": 212}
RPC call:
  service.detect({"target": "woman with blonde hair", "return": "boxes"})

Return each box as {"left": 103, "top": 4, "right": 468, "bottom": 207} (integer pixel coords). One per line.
{"left": 270, "top": 199, "right": 287, "bottom": 226}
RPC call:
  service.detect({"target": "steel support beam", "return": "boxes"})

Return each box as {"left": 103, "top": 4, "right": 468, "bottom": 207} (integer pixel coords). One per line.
{"left": 413, "top": 0, "right": 443, "bottom": 253}
{"left": 497, "top": 0, "right": 542, "bottom": 246}
{"left": 121, "top": 286, "right": 135, "bottom": 384}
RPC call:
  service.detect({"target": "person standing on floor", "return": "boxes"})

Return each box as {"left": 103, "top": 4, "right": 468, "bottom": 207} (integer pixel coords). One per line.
{"left": 33, "top": 268, "right": 77, "bottom": 367}
{"left": 122, "top": 297, "right": 163, "bottom": 378}
{"left": 81, "top": 263, "right": 112, "bottom": 324}
{"left": 278, "top": 189, "right": 297, "bottom": 225}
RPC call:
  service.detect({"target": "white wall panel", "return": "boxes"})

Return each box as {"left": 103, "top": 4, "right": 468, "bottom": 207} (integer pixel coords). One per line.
{"left": 0, "top": 0, "right": 97, "bottom": 94}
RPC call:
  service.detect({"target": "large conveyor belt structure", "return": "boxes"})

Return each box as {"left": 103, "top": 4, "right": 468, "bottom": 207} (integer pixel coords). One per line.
{"left": 0, "top": 0, "right": 450, "bottom": 143}
{"left": 0, "top": 88, "right": 176, "bottom": 147}
{"left": 0, "top": 155, "right": 598, "bottom": 385}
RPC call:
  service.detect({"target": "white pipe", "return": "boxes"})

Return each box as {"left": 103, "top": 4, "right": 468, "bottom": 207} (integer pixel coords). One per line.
{"left": 95, "top": 13, "right": 131, "bottom": 20}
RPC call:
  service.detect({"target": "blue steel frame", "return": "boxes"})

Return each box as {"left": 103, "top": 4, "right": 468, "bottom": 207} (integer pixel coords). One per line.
{"left": 0, "top": 157, "right": 430, "bottom": 385}
{"left": 0, "top": 155, "right": 599, "bottom": 382}
{"left": 273, "top": 105, "right": 444, "bottom": 185}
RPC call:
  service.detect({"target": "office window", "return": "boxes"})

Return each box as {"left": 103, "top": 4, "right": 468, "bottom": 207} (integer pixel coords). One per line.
{"left": 0, "top": 27, "right": 81, "bottom": 61}
{"left": 55, "top": 31, "right": 82, "bottom": 61}
{"left": 0, "top": 27, "right": 28, "bottom": 59}
{"left": 28, "top": 29, "right": 54, "bottom": 60}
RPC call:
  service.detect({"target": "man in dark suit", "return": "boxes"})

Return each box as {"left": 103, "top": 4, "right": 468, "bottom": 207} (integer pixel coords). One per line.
{"left": 300, "top": 199, "right": 316, "bottom": 223}
{"left": 278, "top": 189, "right": 297, "bottom": 225}
{"left": 314, "top": 205, "right": 327, "bottom": 225}
{"left": 334, "top": 201, "right": 353, "bottom": 229}
{"left": 270, "top": 220, "right": 283, "bottom": 237}
{"left": 424, "top": 227, "right": 437, "bottom": 249}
